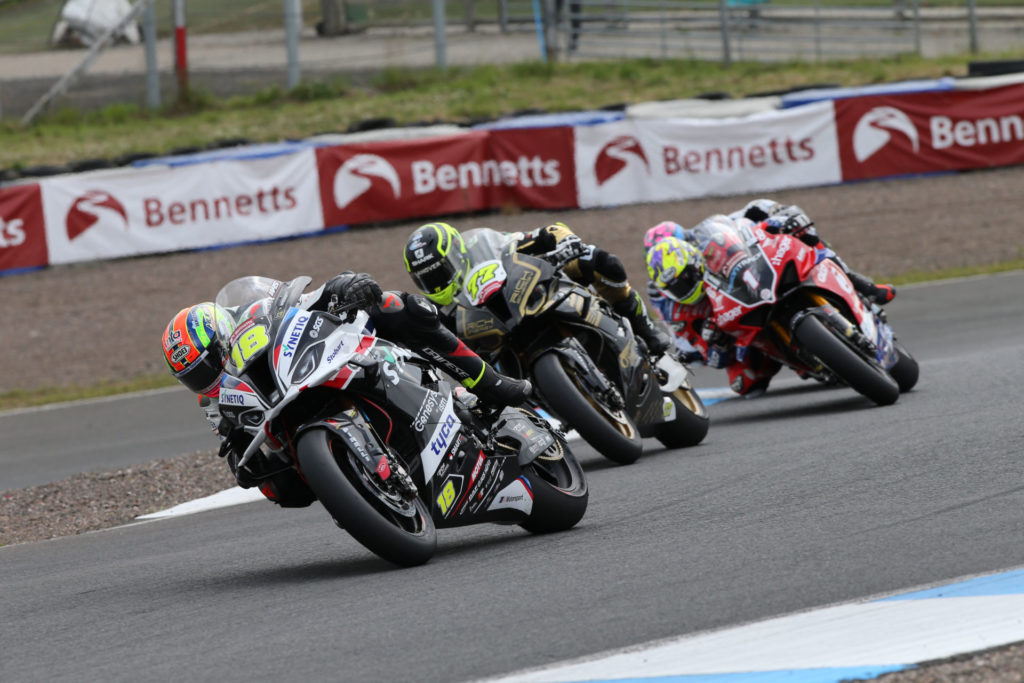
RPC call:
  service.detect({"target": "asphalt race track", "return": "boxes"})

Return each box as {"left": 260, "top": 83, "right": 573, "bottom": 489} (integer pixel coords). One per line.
{"left": 3, "top": 272, "right": 1024, "bottom": 682}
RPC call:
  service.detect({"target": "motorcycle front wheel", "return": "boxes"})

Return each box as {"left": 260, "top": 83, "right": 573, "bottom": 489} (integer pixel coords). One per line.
{"left": 654, "top": 386, "right": 710, "bottom": 449}
{"left": 793, "top": 315, "right": 900, "bottom": 406}
{"left": 889, "top": 341, "right": 919, "bottom": 393}
{"left": 532, "top": 351, "right": 643, "bottom": 465}
{"left": 296, "top": 429, "right": 436, "bottom": 567}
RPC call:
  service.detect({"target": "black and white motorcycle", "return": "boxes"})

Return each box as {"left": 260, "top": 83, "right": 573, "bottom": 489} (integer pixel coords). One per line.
{"left": 212, "top": 276, "right": 588, "bottom": 567}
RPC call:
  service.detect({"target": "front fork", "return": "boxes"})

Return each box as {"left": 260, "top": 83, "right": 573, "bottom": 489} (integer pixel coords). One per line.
{"left": 788, "top": 293, "right": 877, "bottom": 358}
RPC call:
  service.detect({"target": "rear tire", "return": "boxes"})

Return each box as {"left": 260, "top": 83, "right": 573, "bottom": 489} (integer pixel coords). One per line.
{"left": 296, "top": 429, "right": 436, "bottom": 567}
{"left": 793, "top": 315, "right": 899, "bottom": 406}
{"left": 655, "top": 387, "right": 710, "bottom": 449}
{"left": 889, "top": 342, "right": 919, "bottom": 393}
{"left": 532, "top": 351, "right": 643, "bottom": 465}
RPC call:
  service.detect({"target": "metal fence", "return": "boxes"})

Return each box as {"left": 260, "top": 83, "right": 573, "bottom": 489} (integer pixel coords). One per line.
{"left": 549, "top": 0, "right": 1024, "bottom": 63}
{"left": 1, "top": 0, "right": 1022, "bottom": 121}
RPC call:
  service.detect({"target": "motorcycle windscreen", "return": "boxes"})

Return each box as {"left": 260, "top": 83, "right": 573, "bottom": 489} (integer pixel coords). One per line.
{"left": 706, "top": 251, "right": 779, "bottom": 307}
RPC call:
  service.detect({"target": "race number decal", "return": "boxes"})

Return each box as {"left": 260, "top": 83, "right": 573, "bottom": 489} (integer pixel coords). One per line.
{"left": 465, "top": 259, "right": 507, "bottom": 306}
{"left": 230, "top": 325, "right": 270, "bottom": 370}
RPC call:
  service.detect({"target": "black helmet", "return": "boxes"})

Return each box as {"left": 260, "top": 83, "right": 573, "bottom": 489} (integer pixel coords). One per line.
{"left": 403, "top": 222, "right": 468, "bottom": 306}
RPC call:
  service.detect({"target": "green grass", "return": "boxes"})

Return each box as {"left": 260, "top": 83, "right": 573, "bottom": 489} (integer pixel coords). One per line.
{"left": 4, "top": 49, "right": 1019, "bottom": 169}
{"left": 0, "top": 374, "right": 177, "bottom": 413}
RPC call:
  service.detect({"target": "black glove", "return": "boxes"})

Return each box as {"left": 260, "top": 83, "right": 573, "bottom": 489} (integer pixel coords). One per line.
{"left": 325, "top": 272, "right": 383, "bottom": 313}
{"left": 528, "top": 227, "right": 558, "bottom": 252}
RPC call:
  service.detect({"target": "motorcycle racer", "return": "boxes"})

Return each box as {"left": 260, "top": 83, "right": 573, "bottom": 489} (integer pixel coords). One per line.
{"left": 642, "top": 200, "right": 896, "bottom": 311}
{"left": 162, "top": 272, "right": 531, "bottom": 497}
{"left": 645, "top": 230, "right": 782, "bottom": 397}
{"left": 404, "top": 221, "right": 673, "bottom": 357}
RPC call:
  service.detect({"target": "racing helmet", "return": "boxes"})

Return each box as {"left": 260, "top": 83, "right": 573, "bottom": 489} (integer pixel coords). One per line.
{"left": 403, "top": 222, "right": 468, "bottom": 306}
{"left": 642, "top": 221, "right": 686, "bottom": 256}
{"left": 645, "top": 236, "right": 706, "bottom": 305}
{"left": 162, "top": 302, "right": 229, "bottom": 396}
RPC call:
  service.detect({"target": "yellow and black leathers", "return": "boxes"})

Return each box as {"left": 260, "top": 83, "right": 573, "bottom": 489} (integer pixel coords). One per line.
{"left": 517, "top": 223, "right": 672, "bottom": 356}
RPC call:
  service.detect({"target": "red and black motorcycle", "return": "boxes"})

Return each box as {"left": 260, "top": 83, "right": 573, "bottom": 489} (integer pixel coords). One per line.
{"left": 692, "top": 217, "right": 918, "bottom": 406}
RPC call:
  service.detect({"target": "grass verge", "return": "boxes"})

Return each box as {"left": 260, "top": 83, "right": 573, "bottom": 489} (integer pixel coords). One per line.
{"left": 0, "top": 373, "right": 178, "bottom": 413}
{"left": 4, "top": 49, "right": 1023, "bottom": 169}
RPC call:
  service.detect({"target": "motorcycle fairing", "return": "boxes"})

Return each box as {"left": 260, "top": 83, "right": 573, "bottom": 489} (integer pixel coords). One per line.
{"left": 310, "top": 409, "right": 390, "bottom": 480}
{"left": 486, "top": 476, "right": 534, "bottom": 516}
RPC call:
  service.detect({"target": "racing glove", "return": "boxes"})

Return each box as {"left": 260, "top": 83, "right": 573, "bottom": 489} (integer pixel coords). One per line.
{"left": 325, "top": 272, "right": 383, "bottom": 313}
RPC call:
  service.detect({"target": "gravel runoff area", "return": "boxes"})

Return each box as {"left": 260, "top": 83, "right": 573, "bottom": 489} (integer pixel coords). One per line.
{"left": 3, "top": 166, "right": 1024, "bottom": 680}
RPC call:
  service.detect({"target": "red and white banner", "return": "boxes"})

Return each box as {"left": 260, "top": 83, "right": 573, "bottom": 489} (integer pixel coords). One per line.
{"left": 574, "top": 101, "right": 841, "bottom": 209}
{"left": 316, "top": 129, "right": 577, "bottom": 227}
{"left": 836, "top": 83, "right": 1024, "bottom": 181}
{"left": 0, "top": 183, "right": 49, "bottom": 273}
{"left": 39, "top": 150, "right": 323, "bottom": 266}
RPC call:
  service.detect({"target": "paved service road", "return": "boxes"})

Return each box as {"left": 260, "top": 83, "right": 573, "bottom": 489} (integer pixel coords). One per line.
{"left": 0, "top": 387, "right": 212, "bottom": 490}
{"left": 3, "top": 272, "right": 1023, "bottom": 682}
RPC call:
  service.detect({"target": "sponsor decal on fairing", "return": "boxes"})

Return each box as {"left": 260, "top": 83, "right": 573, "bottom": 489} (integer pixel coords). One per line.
{"left": 420, "top": 395, "right": 460, "bottom": 482}
{"left": 486, "top": 476, "right": 534, "bottom": 516}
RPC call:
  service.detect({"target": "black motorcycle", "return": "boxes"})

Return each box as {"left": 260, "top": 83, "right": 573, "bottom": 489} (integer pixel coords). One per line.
{"left": 211, "top": 276, "right": 588, "bottom": 567}
{"left": 450, "top": 228, "right": 710, "bottom": 465}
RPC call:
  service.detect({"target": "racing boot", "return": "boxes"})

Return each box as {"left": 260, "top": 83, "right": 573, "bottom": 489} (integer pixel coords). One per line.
{"left": 847, "top": 271, "right": 897, "bottom": 305}
{"left": 613, "top": 289, "right": 673, "bottom": 357}
{"left": 469, "top": 363, "right": 534, "bottom": 409}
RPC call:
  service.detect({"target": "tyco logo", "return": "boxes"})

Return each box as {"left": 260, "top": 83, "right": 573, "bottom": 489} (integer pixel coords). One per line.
{"left": 333, "top": 153, "right": 401, "bottom": 209}
{"left": 430, "top": 414, "right": 457, "bottom": 455}
{"left": 66, "top": 190, "right": 128, "bottom": 240}
{"left": 852, "top": 107, "right": 919, "bottom": 163}
{"left": 594, "top": 135, "right": 649, "bottom": 185}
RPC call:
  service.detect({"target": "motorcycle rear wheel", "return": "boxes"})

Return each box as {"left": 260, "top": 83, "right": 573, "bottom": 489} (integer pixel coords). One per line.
{"left": 889, "top": 342, "right": 919, "bottom": 393}
{"left": 296, "top": 429, "right": 436, "bottom": 567}
{"left": 793, "top": 315, "right": 900, "bottom": 406}
{"left": 655, "top": 386, "right": 710, "bottom": 449}
{"left": 532, "top": 351, "right": 643, "bottom": 465}
{"left": 518, "top": 434, "right": 589, "bottom": 534}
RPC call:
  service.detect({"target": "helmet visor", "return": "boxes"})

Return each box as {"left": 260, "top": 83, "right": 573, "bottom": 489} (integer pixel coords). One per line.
{"left": 663, "top": 263, "right": 704, "bottom": 304}
{"left": 410, "top": 258, "right": 458, "bottom": 300}
{"left": 173, "top": 346, "right": 225, "bottom": 394}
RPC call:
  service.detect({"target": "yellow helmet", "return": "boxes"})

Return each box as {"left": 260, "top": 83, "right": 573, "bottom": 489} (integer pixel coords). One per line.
{"left": 645, "top": 237, "right": 706, "bottom": 305}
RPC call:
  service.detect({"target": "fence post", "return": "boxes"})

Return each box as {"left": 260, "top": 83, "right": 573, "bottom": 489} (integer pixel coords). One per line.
{"left": 320, "top": 0, "right": 345, "bottom": 35}
{"left": 432, "top": 0, "right": 447, "bottom": 69}
{"left": 173, "top": 0, "right": 188, "bottom": 99}
{"left": 284, "top": 0, "right": 303, "bottom": 88}
{"left": 143, "top": 0, "right": 160, "bottom": 109}
{"left": 464, "top": 0, "right": 476, "bottom": 31}
{"left": 913, "top": 0, "right": 921, "bottom": 55}
{"left": 717, "top": 0, "right": 732, "bottom": 67}
{"left": 966, "top": 0, "right": 979, "bottom": 53}
{"left": 813, "top": 0, "right": 821, "bottom": 62}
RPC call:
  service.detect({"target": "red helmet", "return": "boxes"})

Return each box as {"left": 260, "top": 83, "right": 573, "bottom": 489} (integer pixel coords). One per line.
{"left": 162, "top": 302, "right": 226, "bottom": 396}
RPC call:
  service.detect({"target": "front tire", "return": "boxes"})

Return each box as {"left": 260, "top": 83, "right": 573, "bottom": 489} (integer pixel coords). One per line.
{"left": 793, "top": 315, "right": 900, "bottom": 406}
{"left": 655, "top": 386, "right": 710, "bottom": 449}
{"left": 296, "top": 429, "right": 436, "bottom": 567}
{"left": 889, "top": 342, "right": 919, "bottom": 393}
{"left": 532, "top": 351, "right": 643, "bottom": 465}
